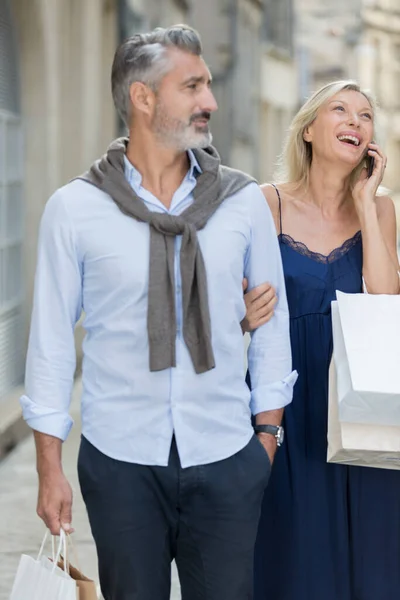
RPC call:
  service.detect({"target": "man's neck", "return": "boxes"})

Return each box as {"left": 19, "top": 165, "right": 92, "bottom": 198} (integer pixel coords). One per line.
{"left": 126, "top": 135, "right": 190, "bottom": 209}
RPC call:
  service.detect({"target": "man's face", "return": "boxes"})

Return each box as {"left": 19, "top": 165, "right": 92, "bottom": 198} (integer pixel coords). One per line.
{"left": 151, "top": 48, "right": 218, "bottom": 151}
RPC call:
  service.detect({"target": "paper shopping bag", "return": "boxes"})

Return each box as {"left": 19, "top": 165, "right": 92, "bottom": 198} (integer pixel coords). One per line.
{"left": 58, "top": 557, "right": 98, "bottom": 600}
{"left": 327, "top": 360, "right": 400, "bottom": 469}
{"left": 331, "top": 292, "right": 400, "bottom": 426}
{"left": 9, "top": 531, "right": 77, "bottom": 600}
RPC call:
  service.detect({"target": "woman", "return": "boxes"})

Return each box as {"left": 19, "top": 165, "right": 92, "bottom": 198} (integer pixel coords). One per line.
{"left": 246, "top": 81, "right": 400, "bottom": 600}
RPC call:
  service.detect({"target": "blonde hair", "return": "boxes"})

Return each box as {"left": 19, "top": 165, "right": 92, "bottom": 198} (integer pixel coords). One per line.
{"left": 276, "top": 81, "right": 377, "bottom": 188}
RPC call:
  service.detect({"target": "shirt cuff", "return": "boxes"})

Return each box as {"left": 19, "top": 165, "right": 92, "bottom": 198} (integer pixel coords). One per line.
{"left": 20, "top": 394, "right": 73, "bottom": 441}
{"left": 250, "top": 370, "right": 298, "bottom": 415}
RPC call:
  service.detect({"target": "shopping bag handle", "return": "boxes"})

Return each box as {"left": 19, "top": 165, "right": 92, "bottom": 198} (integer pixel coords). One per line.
{"left": 64, "top": 532, "right": 81, "bottom": 574}
{"left": 53, "top": 529, "right": 68, "bottom": 573}
{"left": 362, "top": 277, "right": 368, "bottom": 294}
{"left": 37, "top": 528, "right": 69, "bottom": 574}
{"left": 37, "top": 529, "right": 51, "bottom": 561}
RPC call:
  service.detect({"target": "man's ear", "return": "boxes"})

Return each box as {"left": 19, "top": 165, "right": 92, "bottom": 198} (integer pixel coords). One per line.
{"left": 129, "top": 81, "right": 155, "bottom": 116}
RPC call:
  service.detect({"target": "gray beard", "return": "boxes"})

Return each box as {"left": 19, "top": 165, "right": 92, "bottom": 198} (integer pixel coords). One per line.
{"left": 153, "top": 106, "right": 212, "bottom": 151}
{"left": 155, "top": 125, "right": 212, "bottom": 151}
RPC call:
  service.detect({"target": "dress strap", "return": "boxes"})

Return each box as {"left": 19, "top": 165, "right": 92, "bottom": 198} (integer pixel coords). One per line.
{"left": 270, "top": 183, "right": 283, "bottom": 235}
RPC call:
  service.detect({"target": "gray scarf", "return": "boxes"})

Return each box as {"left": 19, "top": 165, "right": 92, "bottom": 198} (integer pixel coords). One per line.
{"left": 79, "top": 138, "right": 255, "bottom": 374}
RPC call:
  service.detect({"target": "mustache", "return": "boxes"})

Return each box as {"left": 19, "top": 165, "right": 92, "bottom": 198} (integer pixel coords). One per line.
{"left": 190, "top": 112, "right": 211, "bottom": 124}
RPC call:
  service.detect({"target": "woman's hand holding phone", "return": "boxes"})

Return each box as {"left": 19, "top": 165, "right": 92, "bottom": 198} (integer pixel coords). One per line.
{"left": 352, "top": 142, "right": 387, "bottom": 214}
{"left": 366, "top": 153, "right": 375, "bottom": 178}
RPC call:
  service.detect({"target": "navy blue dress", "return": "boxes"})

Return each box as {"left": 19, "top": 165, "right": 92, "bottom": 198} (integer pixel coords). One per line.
{"left": 253, "top": 187, "right": 400, "bottom": 600}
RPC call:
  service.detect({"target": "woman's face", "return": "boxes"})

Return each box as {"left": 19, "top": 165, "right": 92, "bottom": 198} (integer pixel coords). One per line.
{"left": 304, "top": 90, "right": 374, "bottom": 169}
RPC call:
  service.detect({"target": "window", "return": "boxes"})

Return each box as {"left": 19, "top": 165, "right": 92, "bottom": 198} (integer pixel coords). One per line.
{"left": 0, "top": 1, "right": 24, "bottom": 400}
{"left": 0, "top": 111, "right": 24, "bottom": 400}
{"left": 264, "top": 0, "right": 294, "bottom": 55}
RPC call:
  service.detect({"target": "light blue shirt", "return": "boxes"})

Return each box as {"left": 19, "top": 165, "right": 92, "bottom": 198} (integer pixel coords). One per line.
{"left": 21, "top": 150, "right": 297, "bottom": 468}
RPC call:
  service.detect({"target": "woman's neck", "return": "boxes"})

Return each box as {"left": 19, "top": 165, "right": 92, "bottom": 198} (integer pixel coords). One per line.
{"left": 304, "top": 160, "right": 354, "bottom": 216}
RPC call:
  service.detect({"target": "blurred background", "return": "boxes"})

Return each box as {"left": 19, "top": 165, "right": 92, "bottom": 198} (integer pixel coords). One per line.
{"left": 0, "top": 0, "right": 399, "bottom": 434}
{"left": 0, "top": 2, "right": 399, "bottom": 596}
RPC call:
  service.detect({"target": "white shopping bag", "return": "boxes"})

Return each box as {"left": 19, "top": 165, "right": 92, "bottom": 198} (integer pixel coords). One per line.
{"left": 331, "top": 291, "right": 400, "bottom": 426}
{"left": 9, "top": 529, "right": 77, "bottom": 600}
{"left": 327, "top": 360, "right": 400, "bottom": 469}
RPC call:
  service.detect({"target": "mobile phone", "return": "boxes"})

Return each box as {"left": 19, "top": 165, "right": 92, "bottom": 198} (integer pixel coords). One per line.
{"left": 366, "top": 154, "right": 375, "bottom": 178}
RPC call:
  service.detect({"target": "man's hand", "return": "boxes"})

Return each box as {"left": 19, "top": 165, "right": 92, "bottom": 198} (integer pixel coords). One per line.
{"left": 34, "top": 431, "right": 73, "bottom": 535}
{"left": 257, "top": 433, "right": 277, "bottom": 466}
{"left": 37, "top": 470, "right": 74, "bottom": 535}
{"left": 241, "top": 279, "right": 277, "bottom": 333}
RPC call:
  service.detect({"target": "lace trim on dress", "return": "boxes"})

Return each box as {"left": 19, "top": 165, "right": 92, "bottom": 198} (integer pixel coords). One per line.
{"left": 279, "top": 230, "right": 362, "bottom": 264}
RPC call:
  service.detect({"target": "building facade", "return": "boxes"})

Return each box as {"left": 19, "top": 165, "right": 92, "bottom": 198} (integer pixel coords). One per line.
{"left": 259, "top": 0, "right": 298, "bottom": 183}
{"left": 0, "top": 0, "right": 118, "bottom": 409}
{"left": 296, "top": 0, "right": 363, "bottom": 98}
{"left": 0, "top": 1, "right": 24, "bottom": 402}
{"left": 359, "top": 0, "right": 400, "bottom": 222}
{"left": 120, "top": 0, "right": 267, "bottom": 178}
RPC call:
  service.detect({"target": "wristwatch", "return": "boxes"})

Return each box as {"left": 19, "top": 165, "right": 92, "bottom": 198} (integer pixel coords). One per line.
{"left": 254, "top": 424, "right": 284, "bottom": 447}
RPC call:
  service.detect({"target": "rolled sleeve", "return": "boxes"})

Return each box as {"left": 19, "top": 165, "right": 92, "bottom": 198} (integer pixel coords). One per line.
{"left": 20, "top": 190, "right": 82, "bottom": 440}
{"left": 244, "top": 184, "right": 298, "bottom": 415}
{"left": 250, "top": 370, "right": 298, "bottom": 415}
{"left": 20, "top": 394, "right": 73, "bottom": 441}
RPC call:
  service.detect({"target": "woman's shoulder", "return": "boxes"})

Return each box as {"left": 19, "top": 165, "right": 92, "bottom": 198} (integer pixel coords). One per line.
{"left": 260, "top": 184, "right": 280, "bottom": 232}
{"left": 260, "top": 183, "right": 278, "bottom": 206}
{"left": 260, "top": 182, "right": 297, "bottom": 234}
{"left": 260, "top": 182, "right": 297, "bottom": 212}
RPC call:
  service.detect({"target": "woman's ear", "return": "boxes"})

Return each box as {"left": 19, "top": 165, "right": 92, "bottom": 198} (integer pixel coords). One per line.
{"left": 303, "top": 126, "right": 312, "bottom": 143}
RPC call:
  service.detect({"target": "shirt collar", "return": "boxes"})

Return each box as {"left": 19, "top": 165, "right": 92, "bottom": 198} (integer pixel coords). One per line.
{"left": 187, "top": 149, "right": 202, "bottom": 180}
{"left": 124, "top": 149, "right": 202, "bottom": 189}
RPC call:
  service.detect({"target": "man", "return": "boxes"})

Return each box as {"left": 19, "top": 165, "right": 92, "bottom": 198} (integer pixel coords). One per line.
{"left": 21, "top": 24, "right": 296, "bottom": 600}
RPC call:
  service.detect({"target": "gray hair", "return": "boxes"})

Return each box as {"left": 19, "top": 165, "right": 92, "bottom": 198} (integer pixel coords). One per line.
{"left": 111, "top": 24, "right": 203, "bottom": 125}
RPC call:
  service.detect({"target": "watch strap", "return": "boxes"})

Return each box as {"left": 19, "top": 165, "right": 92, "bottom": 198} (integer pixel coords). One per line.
{"left": 254, "top": 425, "right": 279, "bottom": 436}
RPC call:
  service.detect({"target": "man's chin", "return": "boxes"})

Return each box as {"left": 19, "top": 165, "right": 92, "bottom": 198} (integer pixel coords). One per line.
{"left": 189, "top": 132, "right": 213, "bottom": 150}
{"left": 166, "top": 131, "right": 213, "bottom": 152}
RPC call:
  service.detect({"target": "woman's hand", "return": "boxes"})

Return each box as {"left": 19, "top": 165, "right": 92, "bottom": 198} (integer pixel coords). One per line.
{"left": 241, "top": 279, "right": 277, "bottom": 333}
{"left": 352, "top": 143, "right": 387, "bottom": 214}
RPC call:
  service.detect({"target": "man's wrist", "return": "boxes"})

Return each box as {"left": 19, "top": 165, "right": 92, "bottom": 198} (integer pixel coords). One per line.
{"left": 254, "top": 424, "right": 284, "bottom": 446}
{"left": 34, "top": 431, "right": 63, "bottom": 477}
{"left": 257, "top": 432, "right": 277, "bottom": 447}
{"left": 37, "top": 462, "right": 64, "bottom": 478}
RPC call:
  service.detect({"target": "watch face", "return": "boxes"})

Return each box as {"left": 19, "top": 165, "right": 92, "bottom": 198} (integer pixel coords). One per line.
{"left": 277, "top": 427, "right": 284, "bottom": 445}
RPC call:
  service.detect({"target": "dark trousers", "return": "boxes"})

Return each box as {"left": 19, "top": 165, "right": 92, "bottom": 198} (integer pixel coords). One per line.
{"left": 78, "top": 434, "right": 271, "bottom": 600}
